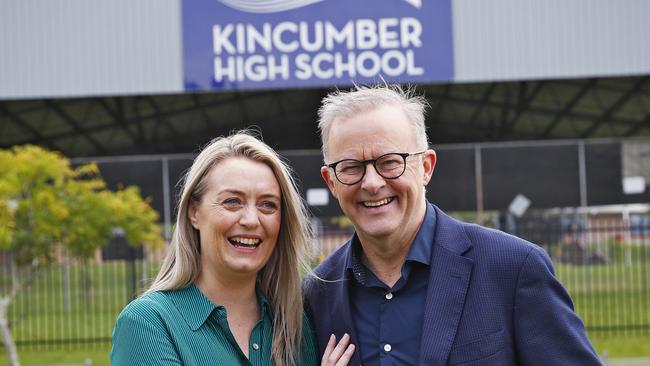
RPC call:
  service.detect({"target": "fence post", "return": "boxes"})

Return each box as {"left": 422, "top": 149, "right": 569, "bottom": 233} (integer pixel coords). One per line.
{"left": 127, "top": 246, "right": 137, "bottom": 301}
{"left": 63, "top": 250, "right": 70, "bottom": 313}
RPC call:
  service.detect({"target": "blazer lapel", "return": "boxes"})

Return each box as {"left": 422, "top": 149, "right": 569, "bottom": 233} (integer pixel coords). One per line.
{"left": 332, "top": 276, "right": 361, "bottom": 365}
{"left": 330, "top": 246, "right": 362, "bottom": 366}
{"left": 419, "top": 208, "right": 474, "bottom": 366}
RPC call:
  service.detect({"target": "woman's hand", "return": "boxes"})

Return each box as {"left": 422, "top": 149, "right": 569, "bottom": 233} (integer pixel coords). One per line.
{"left": 321, "top": 333, "right": 355, "bottom": 366}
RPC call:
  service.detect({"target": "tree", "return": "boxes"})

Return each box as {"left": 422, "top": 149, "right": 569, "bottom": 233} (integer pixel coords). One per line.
{"left": 0, "top": 145, "right": 163, "bottom": 366}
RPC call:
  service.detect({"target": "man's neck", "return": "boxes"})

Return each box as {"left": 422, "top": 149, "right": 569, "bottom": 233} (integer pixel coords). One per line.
{"left": 355, "top": 200, "right": 429, "bottom": 287}
{"left": 357, "top": 225, "right": 421, "bottom": 288}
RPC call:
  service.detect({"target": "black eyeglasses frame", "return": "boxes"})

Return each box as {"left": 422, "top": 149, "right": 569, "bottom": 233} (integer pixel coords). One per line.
{"left": 326, "top": 151, "right": 426, "bottom": 185}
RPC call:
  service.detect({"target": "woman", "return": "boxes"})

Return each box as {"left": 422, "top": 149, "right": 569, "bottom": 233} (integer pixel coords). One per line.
{"left": 111, "top": 132, "right": 354, "bottom": 365}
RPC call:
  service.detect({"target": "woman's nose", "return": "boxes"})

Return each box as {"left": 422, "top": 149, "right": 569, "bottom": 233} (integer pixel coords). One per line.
{"left": 238, "top": 205, "right": 260, "bottom": 227}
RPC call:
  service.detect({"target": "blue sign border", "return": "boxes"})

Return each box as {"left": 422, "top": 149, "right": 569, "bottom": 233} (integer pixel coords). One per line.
{"left": 182, "top": 0, "right": 453, "bottom": 91}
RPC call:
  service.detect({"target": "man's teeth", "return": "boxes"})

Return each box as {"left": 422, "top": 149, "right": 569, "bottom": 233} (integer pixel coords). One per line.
{"left": 230, "top": 237, "right": 261, "bottom": 247}
{"left": 363, "top": 197, "right": 392, "bottom": 207}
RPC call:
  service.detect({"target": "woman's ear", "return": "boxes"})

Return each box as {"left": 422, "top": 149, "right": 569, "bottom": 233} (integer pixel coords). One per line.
{"left": 188, "top": 201, "right": 200, "bottom": 229}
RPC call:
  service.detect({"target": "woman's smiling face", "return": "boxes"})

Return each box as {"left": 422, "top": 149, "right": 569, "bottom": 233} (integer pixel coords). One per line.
{"left": 189, "top": 157, "right": 282, "bottom": 279}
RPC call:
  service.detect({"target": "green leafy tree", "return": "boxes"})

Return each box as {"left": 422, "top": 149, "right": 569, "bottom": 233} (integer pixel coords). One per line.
{"left": 0, "top": 145, "right": 163, "bottom": 366}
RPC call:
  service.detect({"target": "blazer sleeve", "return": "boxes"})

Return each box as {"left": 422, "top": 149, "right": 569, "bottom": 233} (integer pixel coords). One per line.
{"left": 513, "top": 246, "right": 602, "bottom": 366}
{"left": 110, "top": 307, "right": 182, "bottom": 366}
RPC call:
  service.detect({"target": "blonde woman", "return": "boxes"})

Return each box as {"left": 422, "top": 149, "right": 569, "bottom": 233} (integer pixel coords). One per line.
{"left": 111, "top": 132, "right": 354, "bottom": 365}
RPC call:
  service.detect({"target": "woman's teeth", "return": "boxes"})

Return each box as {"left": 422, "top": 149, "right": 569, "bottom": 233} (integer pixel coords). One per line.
{"left": 229, "top": 237, "right": 261, "bottom": 247}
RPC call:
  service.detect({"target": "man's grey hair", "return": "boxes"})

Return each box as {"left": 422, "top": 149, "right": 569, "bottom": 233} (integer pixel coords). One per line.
{"left": 317, "top": 84, "right": 430, "bottom": 161}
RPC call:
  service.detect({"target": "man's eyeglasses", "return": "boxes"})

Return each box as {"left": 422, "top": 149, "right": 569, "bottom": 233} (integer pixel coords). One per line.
{"left": 326, "top": 151, "right": 425, "bottom": 185}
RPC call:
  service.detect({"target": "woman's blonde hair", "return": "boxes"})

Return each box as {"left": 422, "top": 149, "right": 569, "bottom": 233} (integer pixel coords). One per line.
{"left": 148, "top": 131, "right": 313, "bottom": 366}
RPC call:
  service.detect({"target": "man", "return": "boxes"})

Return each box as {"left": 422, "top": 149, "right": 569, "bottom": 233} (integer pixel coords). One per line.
{"left": 304, "top": 84, "right": 601, "bottom": 366}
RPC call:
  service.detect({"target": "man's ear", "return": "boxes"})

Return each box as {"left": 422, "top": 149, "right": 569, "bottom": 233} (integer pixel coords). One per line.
{"left": 321, "top": 166, "right": 338, "bottom": 199}
{"left": 422, "top": 149, "right": 437, "bottom": 186}
{"left": 188, "top": 201, "right": 200, "bottom": 229}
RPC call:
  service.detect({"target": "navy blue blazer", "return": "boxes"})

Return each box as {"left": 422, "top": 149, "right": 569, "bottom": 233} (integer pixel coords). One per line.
{"left": 304, "top": 205, "right": 601, "bottom": 366}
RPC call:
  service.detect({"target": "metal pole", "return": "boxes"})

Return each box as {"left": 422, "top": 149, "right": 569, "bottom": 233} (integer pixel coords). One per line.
{"left": 475, "top": 145, "right": 484, "bottom": 224}
{"left": 577, "top": 141, "right": 590, "bottom": 319}
{"left": 162, "top": 157, "right": 172, "bottom": 241}
{"left": 578, "top": 141, "right": 588, "bottom": 208}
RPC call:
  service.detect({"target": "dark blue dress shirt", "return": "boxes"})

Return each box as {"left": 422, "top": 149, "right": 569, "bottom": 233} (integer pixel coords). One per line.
{"left": 346, "top": 203, "right": 436, "bottom": 366}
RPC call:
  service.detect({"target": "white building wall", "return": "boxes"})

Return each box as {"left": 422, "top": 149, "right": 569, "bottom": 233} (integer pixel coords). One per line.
{"left": 0, "top": 0, "right": 649, "bottom": 98}
{"left": 453, "top": 0, "right": 650, "bottom": 82}
{"left": 0, "top": 0, "right": 182, "bottom": 99}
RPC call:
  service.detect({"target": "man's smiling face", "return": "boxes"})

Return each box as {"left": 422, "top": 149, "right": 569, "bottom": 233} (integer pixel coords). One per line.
{"left": 321, "top": 104, "right": 435, "bottom": 244}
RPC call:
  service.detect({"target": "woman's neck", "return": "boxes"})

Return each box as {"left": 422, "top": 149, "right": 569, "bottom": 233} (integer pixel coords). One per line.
{"left": 195, "top": 271, "right": 258, "bottom": 309}
{"left": 195, "top": 271, "right": 260, "bottom": 359}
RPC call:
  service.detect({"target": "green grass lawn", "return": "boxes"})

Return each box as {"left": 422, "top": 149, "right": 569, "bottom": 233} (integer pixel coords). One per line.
{"left": 591, "top": 335, "right": 650, "bottom": 358}
{"left": 0, "top": 346, "right": 110, "bottom": 366}
{"left": 2, "top": 337, "right": 649, "bottom": 365}
{"left": 4, "top": 261, "right": 159, "bottom": 345}
{"left": 555, "top": 261, "right": 650, "bottom": 337}
{"left": 0, "top": 254, "right": 648, "bottom": 364}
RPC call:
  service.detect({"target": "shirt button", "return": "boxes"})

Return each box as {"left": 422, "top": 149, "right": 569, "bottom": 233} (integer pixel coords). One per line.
{"left": 384, "top": 344, "right": 392, "bottom": 352}
{"left": 385, "top": 292, "right": 393, "bottom": 300}
{"left": 252, "top": 343, "right": 259, "bottom": 350}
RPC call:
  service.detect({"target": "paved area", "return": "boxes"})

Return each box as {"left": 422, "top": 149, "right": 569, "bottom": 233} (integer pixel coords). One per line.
{"left": 604, "top": 357, "right": 650, "bottom": 366}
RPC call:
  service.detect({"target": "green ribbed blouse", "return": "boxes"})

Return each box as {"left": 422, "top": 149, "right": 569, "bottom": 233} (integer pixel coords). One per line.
{"left": 110, "top": 284, "right": 319, "bottom": 366}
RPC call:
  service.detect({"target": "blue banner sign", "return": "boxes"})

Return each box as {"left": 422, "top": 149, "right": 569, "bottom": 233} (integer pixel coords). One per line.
{"left": 182, "top": 0, "right": 453, "bottom": 91}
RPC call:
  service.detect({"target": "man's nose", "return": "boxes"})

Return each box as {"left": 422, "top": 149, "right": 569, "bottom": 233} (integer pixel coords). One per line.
{"left": 360, "top": 163, "right": 385, "bottom": 193}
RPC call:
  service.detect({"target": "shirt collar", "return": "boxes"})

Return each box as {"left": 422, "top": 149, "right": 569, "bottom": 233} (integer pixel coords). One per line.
{"left": 346, "top": 202, "right": 437, "bottom": 281}
{"left": 167, "top": 283, "right": 270, "bottom": 331}
{"left": 405, "top": 202, "right": 436, "bottom": 266}
{"left": 346, "top": 234, "right": 367, "bottom": 283}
